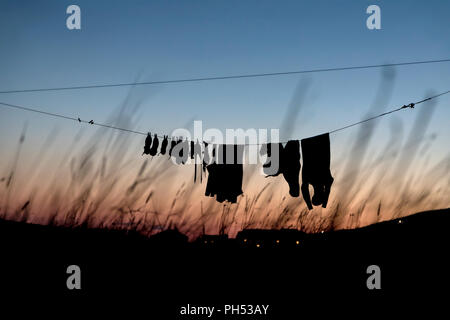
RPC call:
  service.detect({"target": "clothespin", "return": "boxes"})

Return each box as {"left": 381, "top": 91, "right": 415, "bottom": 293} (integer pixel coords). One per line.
{"left": 78, "top": 117, "right": 81, "bottom": 122}
{"left": 88, "top": 120, "right": 94, "bottom": 124}
{"left": 401, "top": 103, "right": 415, "bottom": 109}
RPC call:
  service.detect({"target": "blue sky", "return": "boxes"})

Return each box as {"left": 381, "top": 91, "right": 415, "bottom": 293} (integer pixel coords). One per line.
{"left": 0, "top": 0, "right": 449, "bottom": 157}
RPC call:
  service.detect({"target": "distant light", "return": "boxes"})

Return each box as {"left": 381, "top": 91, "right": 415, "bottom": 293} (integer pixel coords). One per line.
{"left": 204, "top": 240, "right": 207, "bottom": 244}
{"left": 276, "top": 240, "right": 280, "bottom": 244}
{"left": 243, "top": 239, "right": 247, "bottom": 242}
{"left": 256, "top": 244, "right": 260, "bottom": 248}
{"left": 321, "top": 230, "right": 325, "bottom": 234}
{"left": 296, "top": 240, "right": 300, "bottom": 245}
{"left": 398, "top": 219, "right": 402, "bottom": 224}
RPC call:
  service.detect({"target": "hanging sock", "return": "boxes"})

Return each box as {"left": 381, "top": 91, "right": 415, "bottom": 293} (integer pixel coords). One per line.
{"left": 193, "top": 140, "right": 202, "bottom": 160}
{"left": 170, "top": 138, "right": 189, "bottom": 164}
{"left": 193, "top": 140, "right": 202, "bottom": 183}
{"left": 300, "top": 133, "right": 334, "bottom": 210}
{"left": 160, "top": 135, "right": 169, "bottom": 155}
{"left": 202, "top": 142, "right": 210, "bottom": 173}
{"left": 261, "top": 140, "right": 301, "bottom": 197}
{"left": 168, "top": 137, "right": 177, "bottom": 157}
{"left": 190, "top": 140, "right": 195, "bottom": 159}
{"left": 180, "top": 139, "right": 189, "bottom": 164}
{"left": 149, "top": 134, "right": 159, "bottom": 156}
{"left": 205, "top": 144, "right": 244, "bottom": 203}
{"left": 143, "top": 132, "right": 152, "bottom": 155}
{"left": 200, "top": 142, "right": 212, "bottom": 183}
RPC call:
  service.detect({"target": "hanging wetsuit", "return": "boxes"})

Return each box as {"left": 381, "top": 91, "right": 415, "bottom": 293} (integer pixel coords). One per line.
{"left": 149, "top": 134, "right": 159, "bottom": 156}
{"left": 160, "top": 135, "right": 169, "bottom": 155}
{"left": 300, "top": 133, "right": 334, "bottom": 210}
{"left": 261, "top": 140, "right": 301, "bottom": 197}
{"left": 143, "top": 133, "right": 152, "bottom": 155}
{"left": 205, "top": 144, "right": 244, "bottom": 203}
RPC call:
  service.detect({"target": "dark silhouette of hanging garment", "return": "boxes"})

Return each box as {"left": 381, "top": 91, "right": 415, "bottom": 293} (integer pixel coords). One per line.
{"left": 149, "top": 134, "right": 159, "bottom": 156}
{"left": 190, "top": 141, "right": 195, "bottom": 159}
{"left": 169, "top": 137, "right": 177, "bottom": 157}
{"left": 262, "top": 141, "right": 301, "bottom": 197}
{"left": 143, "top": 133, "right": 152, "bottom": 155}
{"left": 177, "top": 138, "right": 183, "bottom": 159}
{"left": 160, "top": 135, "right": 169, "bottom": 155}
{"left": 201, "top": 142, "right": 211, "bottom": 183}
{"left": 193, "top": 140, "right": 202, "bottom": 182}
{"left": 301, "top": 133, "right": 334, "bottom": 210}
{"left": 261, "top": 143, "right": 282, "bottom": 176}
{"left": 282, "top": 140, "right": 301, "bottom": 197}
{"left": 193, "top": 140, "right": 202, "bottom": 161}
{"left": 205, "top": 144, "right": 244, "bottom": 203}
{"left": 171, "top": 138, "right": 189, "bottom": 164}
{"left": 180, "top": 139, "right": 189, "bottom": 164}
{"left": 203, "top": 142, "right": 212, "bottom": 172}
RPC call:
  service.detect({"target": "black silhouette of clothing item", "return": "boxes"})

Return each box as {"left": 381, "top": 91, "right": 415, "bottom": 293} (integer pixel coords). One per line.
{"left": 169, "top": 138, "right": 177, "bottom": 157}
{"left": 179, "top": 139, "right": 189, "bottom": 164}
{"left": 190, "top": 141, "right": 195, "bottom": 159}
{"left": 282, "top": 140, "right": 301, "bottom": 197}
{"left": 261, "top": 143, "right": 283, "bottom": 176}
{"left": 262, "top": 140, "right": 301, "bottom": 197}
{"left": 193, "top": 140, "right": 202, "bottom": 161}
{"left": 202, "top": 142, "right": 210, "bottom": 172}
{"left": 143, "top": 133, "right": 152, "bottom": 155}
{"left": 149, "top": 134, "right": 159, "bottom": 156}
{"left": 205, "top": 144, "right": 244, "bottom": 203}
{"left": 192, "top": 140, "right": 202, "bottom": 182}
{"left": 160, "top": 135, "right": 169, "bottom": 155}
{"left": 201, "top": 142, "right": 210, "bottom": 183}
{"left": 171, "top": 139, "right": 189, "bottom": 164}
{"left": 301, "top": 133, "right": 334, "bottom": 210}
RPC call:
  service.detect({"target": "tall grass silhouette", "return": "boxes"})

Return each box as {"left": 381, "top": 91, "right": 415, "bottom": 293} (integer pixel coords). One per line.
{"left": 1, "top": 68, "right": 449, "bottom": 239}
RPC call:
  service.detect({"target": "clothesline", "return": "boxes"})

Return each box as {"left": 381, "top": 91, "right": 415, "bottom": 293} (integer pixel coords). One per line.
{"left": 329, "top": 90, "right": 450, "bottom": 134}
{"left": 0, "top": 90, "right": 448, "bottom": 145}
{"left": 0, "top": 58, "right": 449, "bottom": 94}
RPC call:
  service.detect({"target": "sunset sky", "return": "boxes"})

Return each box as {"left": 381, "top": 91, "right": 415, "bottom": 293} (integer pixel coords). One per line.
{"left": 0, "top": 0, "right": 449, "bottom": 235}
